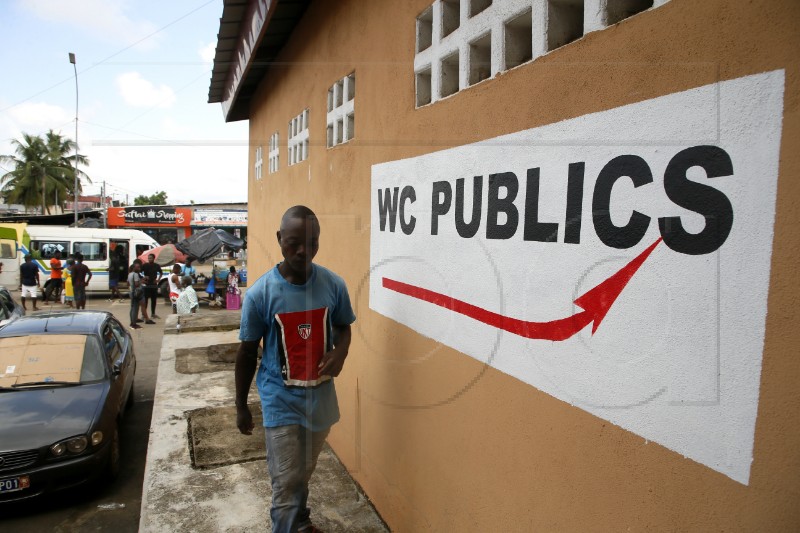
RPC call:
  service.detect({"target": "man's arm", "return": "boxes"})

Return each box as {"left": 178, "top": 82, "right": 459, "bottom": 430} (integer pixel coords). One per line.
{"left": 86, "top": 267, "right": 93, "bottom": 283}
{"left": 318, "top": 324, "right": 351, "bottom": 377}
{"left": 235, "top": 340, "right": 260, "bottom": 435}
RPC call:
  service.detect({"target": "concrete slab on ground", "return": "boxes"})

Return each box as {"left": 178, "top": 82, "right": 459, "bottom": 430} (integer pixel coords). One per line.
{"left": 140, "top": 315, "right": 388, "bottom": 532}
{"left": 164, "top": 311, "right": 242, "bottom": 335}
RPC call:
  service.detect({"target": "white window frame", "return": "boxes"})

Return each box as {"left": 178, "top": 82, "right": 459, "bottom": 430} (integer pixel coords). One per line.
{"left": 288, "top": 109, "right": 309, "bottom": 166}
{"left": 268, "top": 132, "right": 279, "bottom": 173}
{"left": 254, "top": 145, "right": 263, "bottom": 180}
{"left": 327, "top": 72, "right": 355, "bottom": 148}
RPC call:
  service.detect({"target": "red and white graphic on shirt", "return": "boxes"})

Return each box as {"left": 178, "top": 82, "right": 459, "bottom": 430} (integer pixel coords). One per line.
{"left": 275, "top": 307, "right": 330, "bottom": 387}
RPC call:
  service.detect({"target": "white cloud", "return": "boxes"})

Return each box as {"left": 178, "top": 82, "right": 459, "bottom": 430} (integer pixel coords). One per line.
{"left": 89, "top": 144, "right": 248, "bottom": 204}
{"left": 6, "top": 102, "right": 73, "bottom": 131}
{"left": 19, "top": 0, "right": 160, "bottom": 49}
{"left": 199, "top": 42, "right": 216, "bottom": 65}
{"left": 116, "top": 72, "right": 176, "bottom": 108}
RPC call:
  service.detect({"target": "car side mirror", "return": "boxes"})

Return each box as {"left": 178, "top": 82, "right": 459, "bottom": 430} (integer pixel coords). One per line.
{"left": 112, "top": 362, "right": 122, "bottom": 376}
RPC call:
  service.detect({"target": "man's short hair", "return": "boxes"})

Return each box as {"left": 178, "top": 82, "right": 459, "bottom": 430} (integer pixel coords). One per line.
{"left": 181, "top": 275, "right": 193, "bottom": 286}
{"left": 74, "top": 253, "right": 83, "bottom": 262}
{"left": 148, "top": 253, "right": 155, "bottom": 259}
{"left": 280, "top": 205, "right": 319, "bottom": 231}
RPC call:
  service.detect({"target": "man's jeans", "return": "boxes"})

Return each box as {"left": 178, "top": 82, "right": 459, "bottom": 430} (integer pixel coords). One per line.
{"left": 265, "top": 425, "right": 329, "bottom": 533}
{"left": 130, "top": 293, "right": 141, "bottom": 325}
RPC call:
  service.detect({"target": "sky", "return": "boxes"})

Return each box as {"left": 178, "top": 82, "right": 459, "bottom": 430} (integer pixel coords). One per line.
{"left": 0, "top": 0, "right": 249, "bottom": 205}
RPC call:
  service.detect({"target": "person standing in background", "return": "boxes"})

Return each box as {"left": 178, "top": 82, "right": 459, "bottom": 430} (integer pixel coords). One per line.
{"left": 226, "top": 266, "right": 241, "bottom": 310}
{"left": 168, "top": 264, "right": 183, "bottom": 314}
{"left": 182, "top": 257, "right": 197, "bottom": 281}
{"left": 131, "top": 259, "right": 155, "bottom": 325}
{"left": 63, "top": 259, "right": 74, "bottom": 308}
{"left": 19, "top": 254, "right": 40, "bottom": 311}
{"left": 128, "top": 262, "right": 145, "bottom": 329}
{"left": 44, "top": 250, "right": 63, "bottom": 303}
{"left": 141, "top": 254, "right": 163, "bottom": 319}
{"left": 70, "top": 253, "right": 92, "bottom": 310}
{"left": 109, "top": 251, "right": 121, "bottom": 300}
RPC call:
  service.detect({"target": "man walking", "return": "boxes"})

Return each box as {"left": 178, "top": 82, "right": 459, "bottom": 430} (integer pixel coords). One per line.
{"left": 235, "top": 206, "right": 355, "bottom": 533}
{"left": 70, "top": 253, "right": 92, "bottom": 310}
{"left": 141, "top": 253, "right": 163, "bottom": 319}
{"left": 20, "top": 254, "right": 40, "bottom": 311}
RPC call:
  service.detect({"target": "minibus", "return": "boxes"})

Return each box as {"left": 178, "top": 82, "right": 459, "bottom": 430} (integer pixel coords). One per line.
{"left": 0, "top": 224, "right": 159, "bottom": 292}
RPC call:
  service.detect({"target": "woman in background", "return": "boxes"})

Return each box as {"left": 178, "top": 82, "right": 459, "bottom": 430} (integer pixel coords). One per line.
{"left": 226, "top": 266, "right": 240, "bottom": 310}
{"left": 63, "top": 259, "right": 74, "bottom": 308}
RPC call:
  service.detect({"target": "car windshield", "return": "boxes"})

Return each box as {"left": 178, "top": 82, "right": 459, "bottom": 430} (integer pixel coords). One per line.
{"left": 0, "top": 334, "right": 106, "bottom": 388}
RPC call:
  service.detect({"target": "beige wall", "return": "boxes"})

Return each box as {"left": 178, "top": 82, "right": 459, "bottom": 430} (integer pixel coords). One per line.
{"left": 245, "top": 0, "right": 800, "bottom": 530}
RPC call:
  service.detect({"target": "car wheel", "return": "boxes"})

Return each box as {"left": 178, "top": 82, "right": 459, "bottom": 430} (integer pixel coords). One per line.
{"left": 126, "top": 379, "right": 135, "bottom": 410}
{"left": 106, "top": 424, "right": 121, "bottom": 482}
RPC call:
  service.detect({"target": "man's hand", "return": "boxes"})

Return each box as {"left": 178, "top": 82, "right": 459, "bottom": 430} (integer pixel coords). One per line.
{"left": 318, "top": 324, "right": 351, "bottom": 377}
{"left": 318, "top": 345, "right": 347, "bottom": 377}
{"left": 235, "top": 340, "right": 259, "bottom": 435}
{"left": 236, "top": 404, "right": 254, "bottom": 435}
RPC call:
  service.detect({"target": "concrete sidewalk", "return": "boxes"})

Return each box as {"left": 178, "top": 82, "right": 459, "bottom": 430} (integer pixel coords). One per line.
{"left": 139, "top": 312, "right": 388, "bottom": 532}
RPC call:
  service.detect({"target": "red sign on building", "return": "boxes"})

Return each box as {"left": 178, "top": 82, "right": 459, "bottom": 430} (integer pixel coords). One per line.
{"left": 108, "top": 207, "right": 192, "bottom": 228}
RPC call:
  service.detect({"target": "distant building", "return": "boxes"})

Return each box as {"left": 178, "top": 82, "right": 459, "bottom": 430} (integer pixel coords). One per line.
{"left": 107, "top": 202, "right": 247, "bottom": 245}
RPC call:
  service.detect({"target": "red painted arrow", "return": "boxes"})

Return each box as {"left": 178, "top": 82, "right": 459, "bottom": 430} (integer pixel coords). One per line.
{"left": 382, "top": 238, "right": 662, "bottom": 341}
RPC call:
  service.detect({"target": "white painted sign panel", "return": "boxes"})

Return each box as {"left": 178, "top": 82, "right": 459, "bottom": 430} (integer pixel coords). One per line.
{"left": 369, "top": 71, "right": 784, "bottom": 485}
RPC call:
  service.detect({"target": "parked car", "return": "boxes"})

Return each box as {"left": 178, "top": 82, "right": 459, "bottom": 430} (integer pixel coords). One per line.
{"left": 0, "top": 311, "right": 136, "bottom": 502}
{"left": 0, "top": 286, "right": 24, "bottom": 328}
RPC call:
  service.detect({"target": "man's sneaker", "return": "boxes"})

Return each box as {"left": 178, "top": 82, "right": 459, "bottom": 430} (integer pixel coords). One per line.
{"left": 131, "top": 324, "right": 142, "bottom": 329}
{"left": 145, "top": 320, "right": 156, "bottom": 325}
{"left": 152, "top": 314, "right": 160, "bottom": 319}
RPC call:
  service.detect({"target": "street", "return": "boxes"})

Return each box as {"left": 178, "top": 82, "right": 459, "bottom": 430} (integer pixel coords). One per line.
{"left": 0, "top": 292, "right": 167, "bottom": 531}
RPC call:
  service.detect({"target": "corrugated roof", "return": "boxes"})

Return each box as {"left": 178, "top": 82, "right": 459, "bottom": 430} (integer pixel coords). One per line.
{"left": 208, "top": 0, "right": 311, "bottom": 122}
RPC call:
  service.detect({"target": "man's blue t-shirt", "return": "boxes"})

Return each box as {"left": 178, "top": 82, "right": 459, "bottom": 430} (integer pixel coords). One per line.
{"left": 239, "top": 263, "right": 356, "bottom": 431}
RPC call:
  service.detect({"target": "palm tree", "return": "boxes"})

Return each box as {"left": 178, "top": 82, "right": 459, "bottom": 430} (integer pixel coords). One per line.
{"left": 0, "top": 130, "right": 90, "bottom": 214}
{"left": 43, "top": 130, "right": 90, "bottom": 211}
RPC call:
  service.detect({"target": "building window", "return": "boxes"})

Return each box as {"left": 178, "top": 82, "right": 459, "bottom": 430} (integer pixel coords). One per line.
{"left": 327, "top": 72, "right": 355, "bottom": 148}
{"left": 288, "top": 109, "right": 309, "bottom": 165}
{"left": 254, "top": 145, "right": 263, "bottom": 180}
{"left": 268, "top": 132, "right": 279, "bottom": 173}
{"left": 413, "top": 0, "right": 667, "bottom": 107}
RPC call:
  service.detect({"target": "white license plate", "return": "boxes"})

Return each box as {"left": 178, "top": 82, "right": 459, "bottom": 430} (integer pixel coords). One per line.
{"left": 0, "top": 475, "right": 30, "bottom": 493}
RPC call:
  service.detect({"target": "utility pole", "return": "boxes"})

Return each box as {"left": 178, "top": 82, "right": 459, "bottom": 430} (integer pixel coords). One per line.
{"left": 69, "top": 52, "right": 79, "bottom": 225}
{"left": 102, "top": 180, "right": 107, "bottom": 228}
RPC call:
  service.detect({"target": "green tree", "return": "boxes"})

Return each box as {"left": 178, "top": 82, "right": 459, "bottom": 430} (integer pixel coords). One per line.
{"left": 0, "top": 130, "right": 89, "bottom": 214}
{"left": 134, "top": 191, "right": 168, "bottom": 205}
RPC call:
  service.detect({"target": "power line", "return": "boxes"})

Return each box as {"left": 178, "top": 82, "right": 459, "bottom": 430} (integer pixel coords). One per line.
{"left": 0, "top": 0, "right": 217, "bottom": 114}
